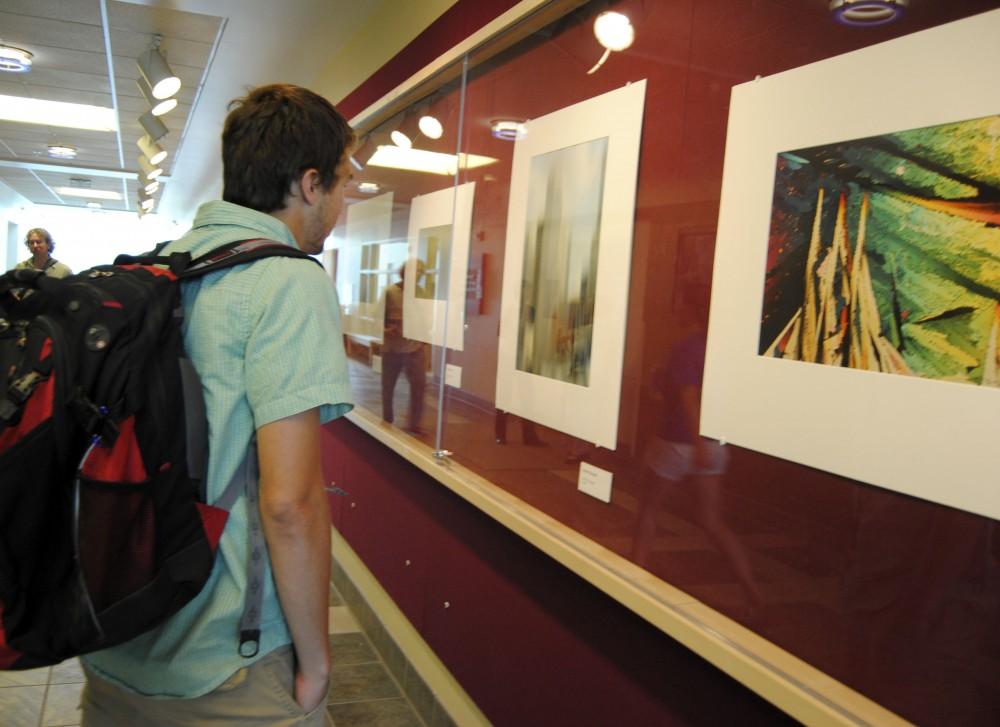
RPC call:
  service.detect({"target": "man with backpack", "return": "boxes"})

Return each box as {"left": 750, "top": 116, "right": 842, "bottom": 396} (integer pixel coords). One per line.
{"left": 79, "top": 84, "right": 354, "bottom": 726}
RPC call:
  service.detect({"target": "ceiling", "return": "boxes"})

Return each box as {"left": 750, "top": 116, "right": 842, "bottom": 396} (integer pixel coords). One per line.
{"left": 0, "top": 0, "right": 395, "bottom": 223}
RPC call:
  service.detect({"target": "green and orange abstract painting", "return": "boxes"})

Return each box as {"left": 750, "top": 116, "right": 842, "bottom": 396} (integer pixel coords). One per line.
{"left": 760, "top": 114, "right": 1000, "bottom": 387}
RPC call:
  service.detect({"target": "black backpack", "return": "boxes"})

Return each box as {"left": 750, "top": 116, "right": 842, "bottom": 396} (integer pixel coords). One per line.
{"left": 0, "top": 238, "right": 317, "bottom": 670}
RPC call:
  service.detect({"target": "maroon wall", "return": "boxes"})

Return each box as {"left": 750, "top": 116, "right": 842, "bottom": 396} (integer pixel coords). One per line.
{"left": 323, "top": 419, "right": 793, "bottom": 726}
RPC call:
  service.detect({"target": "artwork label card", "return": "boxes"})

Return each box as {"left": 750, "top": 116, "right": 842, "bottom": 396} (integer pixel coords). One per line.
{"left": 577, "top": 462, "right": 613, "bottom": 503}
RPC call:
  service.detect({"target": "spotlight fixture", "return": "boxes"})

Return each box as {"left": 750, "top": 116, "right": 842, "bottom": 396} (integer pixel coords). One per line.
{"left": 137, "top": 134, "right": 167, "bottom": 165}
{"left": 418, "top": 115, "right": 443, "bottom": 140}
{"left": 136, "top": 77, "right": 177, "bottom": 116}
{"left": 47, "top": 144, "right": 77, "bottom": 159}
{"left": 490, "top": 119, "right": 528, "bottom": 141}
{"left": 136, "top": 38, "right": 181, "bottom": 100}
{"left": 137, "top": 155, "right": 162, "bottom": 180}
{"left": 390, "top": 130, "right": 412, "bottom": 149}
{"left": 143, "top": 179, "right": 160, "bottom": 195}
{"left": 588, "top": 11, "right": 634, "bottom": 74}
{"left": 0, "top": 45, "right": 33, "bottom": 73}
{"left": 140, "top": 197, "right": 155, "bottom": 211}
{"left": 139, "top": 109, "right": 168, "bottom": 142}
{"left": 830, "top": 0, "right": 908, "bottom": 26}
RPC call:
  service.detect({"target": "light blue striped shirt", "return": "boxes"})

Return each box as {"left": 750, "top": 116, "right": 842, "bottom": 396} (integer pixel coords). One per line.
{"left": 83, "top": 200, "right": 352, "bottom": 697}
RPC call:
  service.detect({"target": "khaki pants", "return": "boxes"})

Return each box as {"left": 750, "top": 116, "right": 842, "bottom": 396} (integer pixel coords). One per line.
{"left": 81, "top": 646, "right": 332, "bottom": 726}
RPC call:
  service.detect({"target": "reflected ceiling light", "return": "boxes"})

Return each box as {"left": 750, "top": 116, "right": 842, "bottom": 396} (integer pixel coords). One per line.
{"left": 140, "top": 197, "right": 156, "bottom": 210}
{"left": 830, "top": 0, "right": 907, "bottom": 26}
{"left": 588, "top": 11, "right": 634, "bottom": 75}
{"left": 137, "top": 134, "right": 167, "bottom": 165}
{"left": 138, "top": 155, "right": 163, "bottom": 180}
{"left": 54, "top": 187, "right": 123, "bottom": 200}
{"left": 0, "top": 45, "right": 33, "bottom": 73}
{"left": 47, "top": 144, "right": 77, "bottom": 159}
{"left": 366, "top": 145, "right": 497, "bottom": 176}
{"left": 349, "top": 155, "right": 364, "bottom": 171}
{"left": 490, "top": 119, "right": 528, "bottom": 141}
{"left": 418, "top": 115, "right": 443, "bottom": 139}
{"left": 357, "top": 181, "right": 380, "bottom": 194}
{"left": 139, "top": 109, "right": 168, "bottom": 142}
{"left": 143, "top": 179, "right": 160, "bottom": 194}
{"left": 0, "top": 94, "right": 117, "bottom": 131}
{"left": 136, "top": 77, "right": 177, "bottom": 116}
{"left": 390, "top": 130, "right": 412, "bottom": 148}
{"left": 136, "top": 38, "right": 181, "bottom": 99}
{"left": 86, "top": 202, "right": 102, "bottom": 209}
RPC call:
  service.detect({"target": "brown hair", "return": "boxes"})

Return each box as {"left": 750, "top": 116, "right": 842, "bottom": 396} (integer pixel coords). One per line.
{"left": 222, "top": 84, "right": 355, "bottom": 212}
{"left": 25, "top": 228, "right": 54, "bottom": 253}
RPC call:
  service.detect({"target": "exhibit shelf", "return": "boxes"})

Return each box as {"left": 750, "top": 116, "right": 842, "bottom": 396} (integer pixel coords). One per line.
{"left": 344, "top": 407, "right": 909, "bottom": 727}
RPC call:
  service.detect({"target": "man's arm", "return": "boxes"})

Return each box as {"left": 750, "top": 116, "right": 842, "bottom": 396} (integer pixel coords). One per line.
{"left": 257, "top": 407, "right": 331, "bottom": 712}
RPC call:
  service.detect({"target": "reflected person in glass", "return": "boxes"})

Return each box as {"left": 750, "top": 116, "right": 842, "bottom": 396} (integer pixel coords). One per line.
{"left": 379, "top": 260, "right": 426, "bottom": 434}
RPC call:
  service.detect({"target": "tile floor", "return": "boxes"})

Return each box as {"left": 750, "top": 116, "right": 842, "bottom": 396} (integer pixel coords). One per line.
{"left": 0, "top": 581, "right": 426, "bottom": 727}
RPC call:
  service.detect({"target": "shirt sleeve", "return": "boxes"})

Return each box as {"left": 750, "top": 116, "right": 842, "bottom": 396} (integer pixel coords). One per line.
{"left": 245, "top": 258, "right": 354, "bottom": 428}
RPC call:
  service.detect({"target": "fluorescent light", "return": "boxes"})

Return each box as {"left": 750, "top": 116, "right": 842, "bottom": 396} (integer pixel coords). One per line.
{"left": 357, "top": 182, "right": 380, "bottom": 194}
{"left": 55, "top": 187, "right": 123, "bottom": 201}
{"left": 390, "top": 130, "right": 412, "bottom": 148}
{"left": 0, "top": 95, "right": 117, "bottom": 131}
{"left": 418, "top": 115, "right": 443, "bottom": 139}
{"left": 0, "top": 45, "right": 33, "bottom": 73}
{"left": 86, "top": 202, "right": 102, "bottom": 209}
{"left": 366, "top": 145, "right": 497, "bottom": 176}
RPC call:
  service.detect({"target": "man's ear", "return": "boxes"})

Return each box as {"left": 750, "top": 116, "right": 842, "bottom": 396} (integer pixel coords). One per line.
{"left": 298, "top": 168, "right": 323, "bottom": 206}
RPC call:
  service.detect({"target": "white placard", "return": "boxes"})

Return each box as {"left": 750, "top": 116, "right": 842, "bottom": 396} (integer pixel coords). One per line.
{"left": 403, "top": 182, "right": 475, "bottom": 350}
{"left": 445, "top": 363, "right": 462, "bottom": 388}
{"left": 495, "top": 81, "right": 647, "bottom": 449}
{"left": 702, "top": 11, "right": 1000, "bottom": 520}
{"left": 577, "top": 462, "right": 613, "bottom": 503}
{"left": 371, "top": 354, "right": 382, "bottom": 374}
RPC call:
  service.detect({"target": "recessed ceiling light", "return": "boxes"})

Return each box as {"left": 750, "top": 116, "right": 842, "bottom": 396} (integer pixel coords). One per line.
{"left": 366, "top": 146, "right": 497, "bottom": 176}
{"left": 357, "top": 182, "right": 380, "bottom": 194}
{"left": 418, "top": 115, "right": 443, "bottom": 140}
{"left": 0, "top": 95, "right": 117, "bottom": 131}
{"left": 490, "top": 120, "right": 528, "bottom": 141}
{"left": 594, "top": 12, "right": 634, "bottom": 52}
{"left": 47, "top": 144, "right": 77, "bottom": 159}
{"left": 55, "top": 187, "right": 123, "bottom": 201}
{"left": 0, "top": 45, "right": 33, "bottom": 73}
{"left": 829, "top": 0, "right": 908, "bottom": 26}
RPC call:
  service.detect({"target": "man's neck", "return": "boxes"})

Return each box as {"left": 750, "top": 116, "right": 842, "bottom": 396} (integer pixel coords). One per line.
{"left": 32, "top": 255, "right": 50, "bottom": 269}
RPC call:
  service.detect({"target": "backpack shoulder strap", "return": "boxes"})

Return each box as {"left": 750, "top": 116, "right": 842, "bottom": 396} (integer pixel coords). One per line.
{"left": 180, "top": 238, "right": 321, "bottom": 279}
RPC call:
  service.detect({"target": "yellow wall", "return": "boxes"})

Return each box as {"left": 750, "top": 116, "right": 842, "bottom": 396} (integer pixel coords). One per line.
{"left": 316, "top": 0, "right": 460, "bottom": 106}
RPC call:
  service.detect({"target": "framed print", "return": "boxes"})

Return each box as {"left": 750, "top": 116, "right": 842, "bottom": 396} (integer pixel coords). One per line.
{"left": 341, "top": 191, "right": 395, "bottom": 339}
{"left": 495, "top": 80, "right": 647, "bottom": 449}
{"left": 702, "top": 11, "right": 1000, "bottom": 520}
{"left": 402, "top": 181, "right": 475, "bottom": 350}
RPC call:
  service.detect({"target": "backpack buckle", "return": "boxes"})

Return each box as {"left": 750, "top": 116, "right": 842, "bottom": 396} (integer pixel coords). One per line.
{"left": 71, "top": 393, "right": 120, "bottom": 446}
{"left": 7, "top": 370, "right": 43, "bottom": 405}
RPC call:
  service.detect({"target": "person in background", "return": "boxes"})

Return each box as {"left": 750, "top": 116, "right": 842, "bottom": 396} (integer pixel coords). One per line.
{"left": 379, "top": 260, "right": 426, "bottom": 434}
{"left": 14, "top": 228, "right": 72, "bottom": 277}
{"left": 80, "top": 84, "right": 354, "bottom": 726}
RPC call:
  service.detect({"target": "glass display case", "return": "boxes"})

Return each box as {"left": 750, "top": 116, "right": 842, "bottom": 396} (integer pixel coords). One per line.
{"left": 327, "top": 2, "right": 1000, "bottom": 723}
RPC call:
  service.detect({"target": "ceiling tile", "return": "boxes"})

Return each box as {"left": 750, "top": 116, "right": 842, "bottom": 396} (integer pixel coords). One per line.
{"left": 106, "top": 1, "right": 224, "bottom": 45}
{"left": 0, "top": 0, "right": 103, "bottom": 26}
{"left": 0, "top": 12, "right": 105, "bottom": 54}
